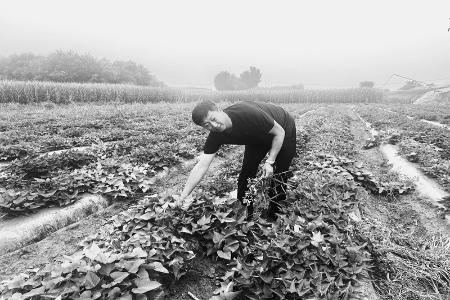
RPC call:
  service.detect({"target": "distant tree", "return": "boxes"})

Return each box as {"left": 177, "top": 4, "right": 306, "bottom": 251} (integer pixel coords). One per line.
{"left": 213, "top": 71, "right": 246, "bottom": 90}
{"left": 44, "top": 51, "right": 102, "bottom": 83}
{"left": 0, "top": 53, "right": 44, "bottom": 81}
{"left": 291, "top": 83, "right": 304, "bottom": 89}
{"left": 111, "top": 60, "right": 161, "bottom": 86}
{"left": 359, "top": 81, "right": 375, "bottom": 88}
{"left": 231, "top": 75, "right": 247, "bottom": 90}
{"left": 214, "top": 66, "right": 262, "bottom": 90}
{"left": 0, "top": 51, "right": 165, "bottom": 87}
{"left": 239, "top": 66, "right": 262, "bottom": 88}
{"left": 214, "top": 71, "right": 233, "bottom": 90}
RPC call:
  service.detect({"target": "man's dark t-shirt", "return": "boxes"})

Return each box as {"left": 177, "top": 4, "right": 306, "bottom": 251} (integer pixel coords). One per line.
{"left": 203, "top": 101, "right": 296, "bottom": 154}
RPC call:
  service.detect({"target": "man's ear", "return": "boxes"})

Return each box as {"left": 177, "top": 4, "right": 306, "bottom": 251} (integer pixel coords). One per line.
{"left": 208, "top": 110, "right": 219, "bottom": 119}
{"left": 201, "top": 111, "right": 208, "bottom": 122}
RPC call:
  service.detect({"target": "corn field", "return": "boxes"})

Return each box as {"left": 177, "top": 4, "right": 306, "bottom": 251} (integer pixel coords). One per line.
{"left": 0, "top": 80, "right": 385, "bottom": 104}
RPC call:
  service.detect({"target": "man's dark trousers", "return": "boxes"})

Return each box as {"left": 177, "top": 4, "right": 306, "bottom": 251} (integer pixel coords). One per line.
{"left": 237, "top": 127, "right": 296, "bottom": 219}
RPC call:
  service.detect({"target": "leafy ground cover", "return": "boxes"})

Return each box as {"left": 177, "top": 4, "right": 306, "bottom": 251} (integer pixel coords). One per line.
{"left": 0, "top": 103, "right": 206, "bottom": 161}
{"left": 296, "top": 106, "right": 450, "bottom": 299}
{"left": 1, "top": 104, "right": 449, "bottom": 300}
{"left": 373, "top": 103, "right": 450, "bottom": 125}
{"left": 0, "top": 102, "right": 320, "bottom": 162}
{"left": 0, "top": 168, "right": 372, "bottom": 299}
{"left": 0, "top": 107, "right": 376, "bottom": 299}
{"left": 0, "top": 135, "right": 202, "bottom": 215}
{"left": 349, "top": 105, "right": 450, "bottom": 300}
{"left": 0, "top": 103, "right": 319, "bottom": 215}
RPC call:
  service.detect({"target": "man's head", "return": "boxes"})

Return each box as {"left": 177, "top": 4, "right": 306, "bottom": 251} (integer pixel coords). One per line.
{"left": 192, "top": 100, "right": 230, "bottom": 132}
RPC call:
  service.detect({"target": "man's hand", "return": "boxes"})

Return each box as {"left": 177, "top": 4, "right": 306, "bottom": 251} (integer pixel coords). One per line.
{"left": 262, "top": 162, "right": 274, "bottom": 178}
{"left": 172, "top": 194, "right": 194, "bottom": 210}
{"left": 172, "top": 194, "right": 184, "bottom": 208}
{"left": 160, "top": 195, "right": 179, "bottom": 212}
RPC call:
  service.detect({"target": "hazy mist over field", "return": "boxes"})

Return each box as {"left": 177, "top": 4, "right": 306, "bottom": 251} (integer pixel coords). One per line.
{"left": 1, "top": 0, "right": 450, "bottom": 89}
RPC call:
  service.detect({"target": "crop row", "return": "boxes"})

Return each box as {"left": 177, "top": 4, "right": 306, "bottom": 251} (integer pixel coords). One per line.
{"left": 1, "top": 109, "right": 376, "bottom": 299}
{"left": 0, "top": 163, "right": 372, "bottom": 299}
{"left": 0, "top": 104, "right": 207, "bottom": 161}
{"left": 0, "top": 103, "right": 323, "bottom": 215}
{"left": 296, "top": 107, "right": 413, "bottom": 196}
{"left": 2, "top": 105, "right": 431, "bottom": 299}
{"left": 0, "top": 80, "right": 385, "bottom": 104}
{"left": 0, "top": 104, "right": 212, "bottom": 214}
{"left": 372, "top": 103, "right": 450, "bottom": 125}
{"left": 356, "top": 106, "right": 450, "bottom": 191}
{"left": 2, "top": 105, "right": 439, "bottom": 299}
{"left": 0, "top": 103, "right": 321, "bottom": 162}
{"left": 0, "top": 140, "right": 197, "bottom": 214}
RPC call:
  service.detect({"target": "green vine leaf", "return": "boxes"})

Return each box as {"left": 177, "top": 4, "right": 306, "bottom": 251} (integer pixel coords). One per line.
{"left": 217, "top": 250, "right": 231, "bottom": 260}
{"left": 84, "top": 271, "right": 101, "bottom": 289}
{"left": 84, "top": 243, "right": 102, "bottom": 261}
{"left": 131, "top": 277, "right": 161, "bottom": 294}
{"left": 143, "top": 262, "right": 169, "bottom": 274}
{"left": 311, "top": 231, "right": 324, "bottom": 247}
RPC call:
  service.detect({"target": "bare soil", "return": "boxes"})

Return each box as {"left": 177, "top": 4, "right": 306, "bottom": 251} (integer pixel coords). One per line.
{"left": 164, "top": 256, "right": 227, "bottom": 300}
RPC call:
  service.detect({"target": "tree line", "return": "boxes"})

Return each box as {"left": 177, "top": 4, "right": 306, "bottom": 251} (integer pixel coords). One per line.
{"left": 0, "top": 51, "right": 165, "bottom": 87}
{"left": 215, "top": 68, "right": 377, "bottom": 91}
{"left": 214, "top": 66, "right": 263, "bottom": 90}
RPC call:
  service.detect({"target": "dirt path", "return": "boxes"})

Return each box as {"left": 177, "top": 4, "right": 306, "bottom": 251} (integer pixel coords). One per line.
{"left": 0, "top": 149, "right": 241, "bottom": 282}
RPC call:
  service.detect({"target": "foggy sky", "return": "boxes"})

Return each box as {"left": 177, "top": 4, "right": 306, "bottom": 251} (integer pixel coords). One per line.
{"left": 1, "top": 0, "right": 450, "bottom": 89}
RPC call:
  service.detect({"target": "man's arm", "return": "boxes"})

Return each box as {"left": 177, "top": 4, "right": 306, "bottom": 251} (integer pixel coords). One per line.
{"left": 263, "top": 120, "right": 285, "bottom": 177}
{"left": 267, "top": 120, "right": 285, "bottom": 163}
{"left": 180, "top": 152, "right": 216, "bottom": 199}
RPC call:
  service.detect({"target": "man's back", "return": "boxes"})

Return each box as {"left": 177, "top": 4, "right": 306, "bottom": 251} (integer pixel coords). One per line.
{"left": 225, "top": 101, "right": 295, "bottom": 135}
{"left": 203, "top": 101, "right": 295, "bottom": 154}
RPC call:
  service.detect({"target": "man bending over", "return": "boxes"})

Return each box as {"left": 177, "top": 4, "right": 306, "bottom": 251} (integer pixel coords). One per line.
{"left": 177, "top": 100, "right": 296, "bottom": 221}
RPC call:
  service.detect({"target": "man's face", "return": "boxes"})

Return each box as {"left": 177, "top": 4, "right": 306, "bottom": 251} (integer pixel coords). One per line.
{"left": 201, "top": 111, "right": 226, "bottom": 132}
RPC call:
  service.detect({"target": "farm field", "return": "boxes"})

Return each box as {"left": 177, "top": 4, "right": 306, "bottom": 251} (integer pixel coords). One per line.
{"left": 372, "top": 103, "right": 450, "bottom": 125}
{"left": 0, "top": 102, "right": 450, "bottom": 300}
{"left": 356, "top": 105, "right": 450, "bottom": 193}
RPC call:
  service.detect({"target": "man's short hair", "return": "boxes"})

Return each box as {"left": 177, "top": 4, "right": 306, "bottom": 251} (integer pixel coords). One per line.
{"left": 192, "top": 100, "right": 218, "bottom": 126}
